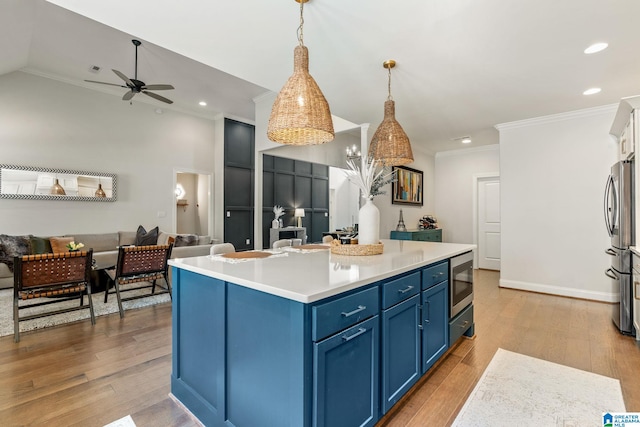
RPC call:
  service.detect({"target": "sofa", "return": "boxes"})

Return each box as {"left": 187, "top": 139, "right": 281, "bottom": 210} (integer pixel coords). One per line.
{"left": 0, "top": 230, "right": 214, "bottom": 290}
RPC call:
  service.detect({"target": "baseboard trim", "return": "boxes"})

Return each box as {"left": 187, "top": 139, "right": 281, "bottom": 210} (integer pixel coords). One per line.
{"left": 499, "top": 279, "right": 618, "bottom": 303}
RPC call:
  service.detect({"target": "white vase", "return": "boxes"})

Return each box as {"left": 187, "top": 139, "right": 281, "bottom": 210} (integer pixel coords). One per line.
{"left": 272, "top": 219, "right": 280, "bottom": 229}
{"left": 358, "top": 198, "right": 380, "bottom": 245}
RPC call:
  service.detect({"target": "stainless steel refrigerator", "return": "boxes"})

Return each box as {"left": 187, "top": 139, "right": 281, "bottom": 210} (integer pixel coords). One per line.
{"left": 604, "top": 160, "right": 635, "bottom": 335}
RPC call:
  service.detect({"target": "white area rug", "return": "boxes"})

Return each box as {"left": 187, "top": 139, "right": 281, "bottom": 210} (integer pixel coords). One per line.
{"left": 452, "top": 348, "right": 626, "bottom": 427}
{"left": 0, "top": 287, "right": 170, "bottom": 338}
{"left": 103, "top": 415, "right": 137, "bottom": 427}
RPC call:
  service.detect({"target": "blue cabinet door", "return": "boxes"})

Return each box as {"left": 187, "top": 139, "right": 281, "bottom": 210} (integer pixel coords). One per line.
{"left": 381, "top": 294, "right": 421, "bottom": 414}
{"left": 171, "top": 268, "right": 226, "bottom": 427}
{"left": 313, "top": 316, "right": 379, "bottom": 427}
{"left": 422, "top": 281, "right": 449, "bottom": 373}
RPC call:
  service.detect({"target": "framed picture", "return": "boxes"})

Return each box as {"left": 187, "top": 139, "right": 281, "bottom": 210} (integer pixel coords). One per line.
{"left": 392, "top": 166, "right": 423, "bottom": 206}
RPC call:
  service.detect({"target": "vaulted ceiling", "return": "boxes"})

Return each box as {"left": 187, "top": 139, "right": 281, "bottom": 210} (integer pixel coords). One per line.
{"left": 4, "top": 0, "right": 640, "bottom": 154}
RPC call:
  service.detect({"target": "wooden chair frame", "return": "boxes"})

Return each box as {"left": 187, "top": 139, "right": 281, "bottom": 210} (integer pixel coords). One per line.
{"left": 105, "top": 244, "right": 173, "bottom": 318}
{"left": 13, "top": 249, "right": 95, "bottom": 342}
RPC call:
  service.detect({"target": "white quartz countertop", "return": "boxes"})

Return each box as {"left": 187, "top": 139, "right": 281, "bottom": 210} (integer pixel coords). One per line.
{"left": 169, "top": 239, "right": 476, "bottom": 303}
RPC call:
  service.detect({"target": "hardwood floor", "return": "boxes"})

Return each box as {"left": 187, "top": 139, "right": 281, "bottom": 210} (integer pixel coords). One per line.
{"left": 0, "top": 270, "right": 638, "bottom": 426}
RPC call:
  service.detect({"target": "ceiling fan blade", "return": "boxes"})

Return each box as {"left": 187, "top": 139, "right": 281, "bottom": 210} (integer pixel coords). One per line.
{"left": 112, "top": 69, "right": 134, "bottom": 87}
{"left": 85, "top": 79, "right": 128, "bottom": 88}
{"left": 142, "top": 91, "right": 173, "bottom": 104}
{"left": 122, "top": 91, "right": 135, "bottom": 101}
{"left": 143, "top": 84, "right": 174, "bottom": 91}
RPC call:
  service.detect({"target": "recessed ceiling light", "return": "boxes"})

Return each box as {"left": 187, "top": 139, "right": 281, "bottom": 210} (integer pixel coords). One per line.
{"left": 199, "top": 101, "right": 207, "bottom": 107}
{"left": 584, "top": 42, "right": 608, "bottom": 54}
{"left": 583, "top": 87, "right": 601, "bottom": 95}
{"left": 155, "top": 108, "right": 163, "bottom": 114}
{"left": 461, "top": 137, "right": 472, "bottom": 144}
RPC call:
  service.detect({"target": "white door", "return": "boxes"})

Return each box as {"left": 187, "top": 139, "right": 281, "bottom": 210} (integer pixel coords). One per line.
{"left": 478, "top": 177, "right": 501, "bottom": 270}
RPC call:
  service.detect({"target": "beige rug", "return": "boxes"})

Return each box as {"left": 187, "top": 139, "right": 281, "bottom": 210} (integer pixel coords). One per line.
{"left": 0, "top": 287, "right": 170, "bottom": 338}
{"left": 452, "top": 348, "right": 626, "bottom": 427}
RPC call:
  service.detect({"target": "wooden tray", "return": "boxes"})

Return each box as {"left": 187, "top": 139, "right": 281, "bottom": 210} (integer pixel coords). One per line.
{"left": 222, "top": 251, "right": 272, "bottom": 259}
{"left": 330, "top": 241, "right": 383, "bottom": 256}
{"left": 296, "top": 244, "right": 330, "bottom": 250}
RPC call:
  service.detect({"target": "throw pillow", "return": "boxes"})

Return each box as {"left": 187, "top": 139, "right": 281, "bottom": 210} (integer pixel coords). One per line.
{"left": 30, "top": 236, "right": 52, "bottom": 254}
{"left": 50, "top": 236, "right": 75, "bottom": 253}
{"left": 0, "top": 234, "right": 32, "bottom": 272}
{"left": 174, "top": 234, "right": 198, "bottom": 247}
{"left": 135, "top": 225, "right": 159, "bottom": 246}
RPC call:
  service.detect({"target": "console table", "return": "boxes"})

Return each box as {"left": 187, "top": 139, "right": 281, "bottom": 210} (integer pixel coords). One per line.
{"left": 269, "top": 227, "right": 306, "bottom": 247}
{"left": 390, "top": 229, "right": 442, "bottom": 242}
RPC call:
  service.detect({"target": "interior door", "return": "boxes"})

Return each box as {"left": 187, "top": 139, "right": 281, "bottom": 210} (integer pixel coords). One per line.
{"left": 478, "top": 177, "right": 501, "bottom": 270}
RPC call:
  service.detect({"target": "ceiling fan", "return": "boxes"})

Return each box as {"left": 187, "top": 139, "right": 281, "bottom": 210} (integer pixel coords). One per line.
{"left": 85, "top": 39, "right": 174, "bottom": 104}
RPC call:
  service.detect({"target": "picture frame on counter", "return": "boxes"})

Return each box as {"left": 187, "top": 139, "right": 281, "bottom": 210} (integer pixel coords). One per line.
{"left": 392, "top": 165, "right": 423, "bottom": 206}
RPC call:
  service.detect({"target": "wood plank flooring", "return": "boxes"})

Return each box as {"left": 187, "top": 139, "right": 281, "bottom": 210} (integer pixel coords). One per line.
{"left": 0, "top": 269, "right": 638, "bottom": 426}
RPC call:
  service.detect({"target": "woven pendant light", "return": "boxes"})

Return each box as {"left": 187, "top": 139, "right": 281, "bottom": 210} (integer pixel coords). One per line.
{"left": 368, "top": 60, "right": 413, "bottom": 166}
{"left": 267, "top": 0, "right": 334, "bottom": 145}
{"left": 50, "top": 178, "right": 66, "bottom": 195}
{"left": 95, "top": 183, "right": 106, "bottom": 198}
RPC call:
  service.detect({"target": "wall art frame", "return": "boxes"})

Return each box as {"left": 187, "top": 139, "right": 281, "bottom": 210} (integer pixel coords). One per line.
{"left": 391, "top": 165, "right": 423, "bottom": 206}
{"left": 0, "top": 164, "right": 117, "bottom": 202}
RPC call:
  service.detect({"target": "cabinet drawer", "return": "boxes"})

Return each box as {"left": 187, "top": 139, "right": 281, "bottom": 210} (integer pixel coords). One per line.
{"left": 382, "top": 272, "right": 420, "bottom": 309}
{"left": 390, "top": 231, "right": 412, "bottom": 240}
{"left": 449, "top": 303, "right": 473, "bottom": 346}
{"left": 422, "top": 261, "right": 448, "bottom": 289}
{"left": 313, "top": 287, "right": 379, "bottom": 341}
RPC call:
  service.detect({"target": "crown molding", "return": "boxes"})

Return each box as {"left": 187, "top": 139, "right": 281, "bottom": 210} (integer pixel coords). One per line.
{"left": 495, "top": 104, "right": 618, "bottom": 131}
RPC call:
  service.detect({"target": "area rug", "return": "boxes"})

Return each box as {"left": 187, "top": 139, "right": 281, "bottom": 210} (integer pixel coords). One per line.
{"left": 452, "top": 348, "right": 626, "bottom": 426}
{"left": 0, "top": 287, "right": 170, "bottom": 338}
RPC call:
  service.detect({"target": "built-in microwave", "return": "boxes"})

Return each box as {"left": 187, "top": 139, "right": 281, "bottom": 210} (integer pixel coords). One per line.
{"left": 450, "top": 251, "right": 474, "bottom": 318}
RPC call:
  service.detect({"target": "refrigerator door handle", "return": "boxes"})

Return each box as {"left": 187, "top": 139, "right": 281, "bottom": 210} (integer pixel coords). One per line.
{"left": 605, "top": 268, "right": 618, "bottom": 280}
{"left": 605, "top": 248, "right": 618, "bottom": 256}
{"left": 604, "top": 174, "right": 616, "bottom": 237}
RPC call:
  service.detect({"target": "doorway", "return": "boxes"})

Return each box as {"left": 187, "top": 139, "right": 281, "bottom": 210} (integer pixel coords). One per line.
{"left": 473, "top": 173, "right": 501, "bottom": 270}
{"left": 174, "top": 170, "right": 213, "bottom": 237}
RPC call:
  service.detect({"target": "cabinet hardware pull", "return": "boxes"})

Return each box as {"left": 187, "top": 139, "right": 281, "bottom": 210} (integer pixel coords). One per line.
{"left": 636, "top": 282, "right": 640, "bottom": 300}
{"left": 605, "top": 268, "right": 618, "bottom": 280}
{"left": 342, "top": 327, "right": 367, "bottom": 342}
{"left": 341, "top": 305, "right": 366, "bottom": 317}
{"left": 460, "top": 320, "right": 469, "bottom": 328}
{"left": 398, "top": 285, "right": 414, "bottom": 294}
{"left": 424, "top": 300, "right": 431, "bottom": 323}
{"left": 605, "top": 248, "right": 618, "bottom": 256}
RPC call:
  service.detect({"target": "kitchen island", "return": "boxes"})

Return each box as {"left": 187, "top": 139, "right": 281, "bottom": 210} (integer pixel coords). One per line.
{"left": 168, "top": 239, "right": 475, "bottom": 427}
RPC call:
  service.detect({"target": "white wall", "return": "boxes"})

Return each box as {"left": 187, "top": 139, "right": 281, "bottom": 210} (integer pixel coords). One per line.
{"left": 0, "top": 71, "right": 221, "bottom": 237}
{"left": 434, "top": 145, "right": 500, "bottom": 243}
{"left": 497, "top": 105, "right": 618, "bottom": 301}
{"left": 377, "top": 150, "right": 436, "bottom": 239}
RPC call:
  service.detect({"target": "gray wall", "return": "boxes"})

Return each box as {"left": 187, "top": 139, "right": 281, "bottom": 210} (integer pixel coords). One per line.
{"left": 0, "top": 71, "right": 220, "bottom": 237}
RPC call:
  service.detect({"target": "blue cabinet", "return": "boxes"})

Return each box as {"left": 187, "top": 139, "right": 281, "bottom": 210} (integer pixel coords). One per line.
{"left": 381, "top": 294, "right": 421, "bottom": 414}
{"left": 314, "top": 316, "right": 379, "bottom": 427}
{"left": 421, "top": 281, "right": 449, "bottom": 373}
{"left": 171, "top": 256, "right": 469, "bottom": 427}
{"left": 390, "top": 229, "right": 442, "bottom": 242}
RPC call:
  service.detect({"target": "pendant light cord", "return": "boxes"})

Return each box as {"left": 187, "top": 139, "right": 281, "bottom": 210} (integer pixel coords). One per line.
{"left": 387, "top": 66, "right": 393, "bottom": 101}
{"left": 297, "top": 1, "right": 305, "bottom": 46}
